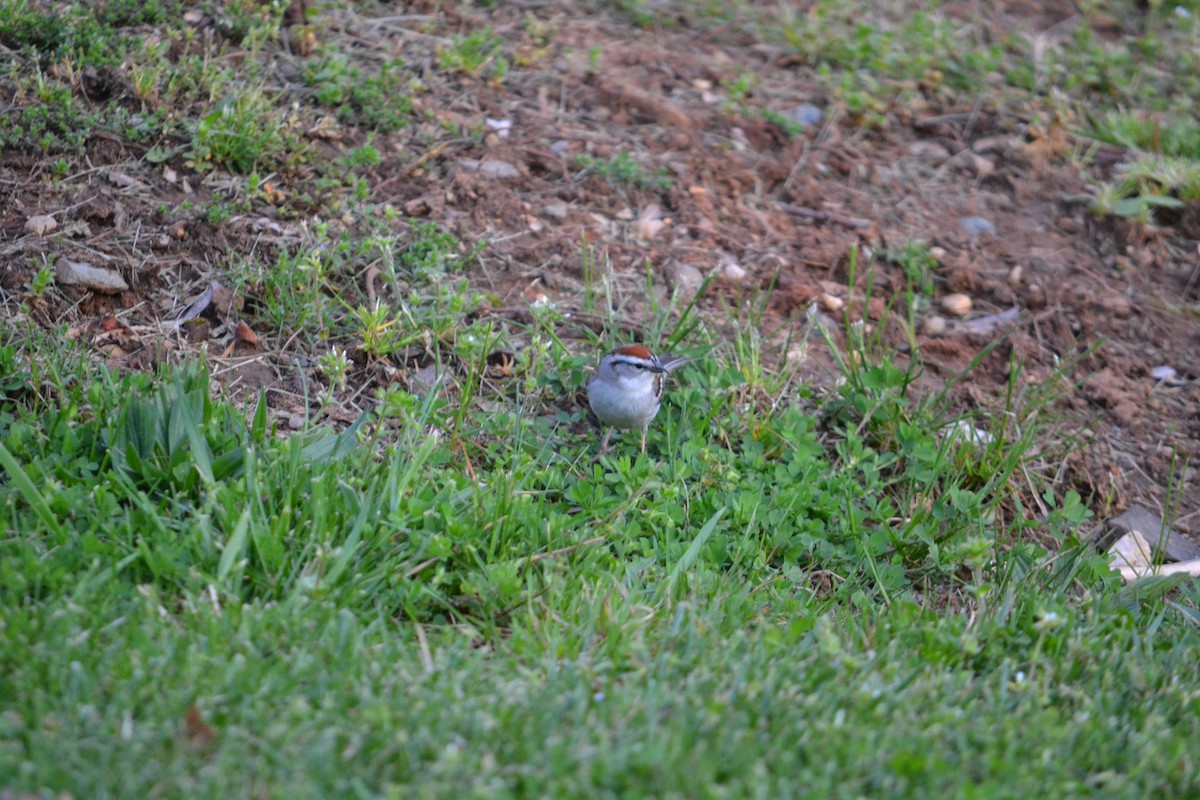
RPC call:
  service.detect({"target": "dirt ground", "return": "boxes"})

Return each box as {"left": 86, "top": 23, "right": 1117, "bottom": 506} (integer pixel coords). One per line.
{"left": 2, "top": 2, "right": 1197, "bottom": 537}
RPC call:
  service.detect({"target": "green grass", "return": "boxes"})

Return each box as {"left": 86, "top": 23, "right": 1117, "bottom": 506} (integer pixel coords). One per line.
{"left": 574, "top": 151, "right": 672, "bottom": 192}
{"left": 3, "top": 0, "right": 1200, "bottom": 795}
{"left": 3, "top": 300, "right": 1199, "bottom": 795}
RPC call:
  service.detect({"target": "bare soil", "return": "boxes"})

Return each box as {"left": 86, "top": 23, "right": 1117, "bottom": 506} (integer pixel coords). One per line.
{"left": 2, "top": 2, "right": 1197, "bottom": 535}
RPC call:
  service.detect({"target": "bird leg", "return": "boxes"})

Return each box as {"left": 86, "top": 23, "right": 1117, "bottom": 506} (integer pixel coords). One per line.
{"left": 598, "top": 427, "right": 614, "bottom": 455}
{"left": 639, "top": 426, "right": 648, "bottom": 454}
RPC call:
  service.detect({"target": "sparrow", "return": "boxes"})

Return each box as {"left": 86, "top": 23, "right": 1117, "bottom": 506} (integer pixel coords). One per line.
{"left": 586, "top": 344, "right": 691, "bottom": 454}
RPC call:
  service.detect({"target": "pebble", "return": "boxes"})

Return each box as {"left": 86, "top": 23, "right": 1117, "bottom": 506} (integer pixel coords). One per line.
{"left": 470, "top": 159, "right": 521, "bottom": 179}
{"left": 411, "top": 364, "right": 441, "bottom": 394}
{"left": 1149, "top": 366, "right": 1176, "bottom": 382}
{"left": 819, "top": 292, "right": 844, "bottom": 312}
{"left": 790, "top": 104, "right": 823, "bottom": 127}
{"left": 542, "top": 201, "right": 568, "bottom": 221}
{"left": 718, "top": 251, "right": 745, "bottom": 281}
{"left": 922, "top": 315, "right": 947, "bottom": 336}
{"left": 943, "top": 420, "right": 993, "bottom": 446}
{"left": 1024, "top": 283, "right": 1046, "bottom": 309}
{"left": 958, "top": 216, "right": 996, "bottom": 236}
{"left": 1099, "top": 293, "right": 1133, "bottom": 319}
{"left": 940, "top": 293, "right": 973, "bottom": 316}
{"left": 1007, "top": 265, "right": 1023, "bottom": 287}
{"left": 722, "top": 260, "right": 747, "bottom": 282}
{"left": 54, "top": 260, "right": 129, "bottom": 293}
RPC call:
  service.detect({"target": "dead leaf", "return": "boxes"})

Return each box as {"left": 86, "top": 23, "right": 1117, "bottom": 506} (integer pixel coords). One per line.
{"left": 235, "top": 321, "right": 258, "bottom": 347}
{"left": 24, "top": 215, "right": 58, "bottom": 236}
{"left": 634, "top": 203, "right": 667, "bottom": 241}
{"left": 261, "top": 182, "right": 286, "bottom": 204}
{"left": 105, "top": 170, "right": 149, "bottom": 192}
{"left": 184, "top": 704, "right": 215, "bottom": 749}
{"left": 177, "top": 283, "right": 216, "bottom": 324}
{"left": 307, "top": 117, "right": 342, "bottom": 140}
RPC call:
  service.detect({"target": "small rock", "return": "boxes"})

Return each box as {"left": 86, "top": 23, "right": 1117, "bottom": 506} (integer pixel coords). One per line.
{"left": 954, "top": 151, "right": 994, "bottom": 177}
{"left": 942, "top": 420, "right": 993, "bottom": 447}
{"left": 478, "top": 159, "right": 521, "bottom": 179}
{"left": 922, "top": 315, "right": 947, "bottom": 336}
{"left": 819, "top": 292, "right": 844, "bottom": 312}
{"left": 940, "top": 293, "right": 972, "bottom": 317}
{"left": 1024, "top": 283, "right": 1046, "bottom": 310}
{"left": 411, "top": 363, "right": 441, "bottom": 394}
{"left": 460, "top": 159, "right": 521, "bottom": 179}
{"left": 958, "top": 216, "right": 996, "bottom": 236}
{"left": 54, "top": 260, "right": 129, "bottom": 293}
{"left": 721, "top": 259, "right": 747, "bottom": 282}
{"left": 25, "top": 215, "right": 58, "bottom": 236}
{"left": 929, "top": 246, "right": 946, "bottom": 261}
{"left": 1096, "top": 506, "right": 1200, "bottom": 564}
{"left": 288, "top": 414, "right": 305, "bottom": 430}
{"left": 866, "top": 297, "right": 886, "bottom": 321}
{"left": 666, "top": 261, "right": 704, "bottom": 301}
{"left": 484, "top": 118, "right": 512, "bottom": 138}
{"left": 1149, "top": 366, "right": 1177, "bottom": 382}
{"left": 549, "top": 139, "right": 570, "bottom": 156}
{"left": 1099, "top": 293, "right": 1132, "bottom": 319}
{"left": 542, "top": 201, "right": 568, "bottom": 221}
{"left": 790, "top": 103, "right": 823, "bottom": 127}
{"left": 1007, "top": 265, "right": 1023, "bottom": 288}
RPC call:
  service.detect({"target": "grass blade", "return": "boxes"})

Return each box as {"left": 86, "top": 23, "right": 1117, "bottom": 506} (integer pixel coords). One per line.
{"left": 0, "top": 440, "right": 65, "bottom": 540}
{"left": 666, "top": 506, "right": 726, "bottom": 594}
{"left": 218, "top": 506, "right": 252, "bottom": 582}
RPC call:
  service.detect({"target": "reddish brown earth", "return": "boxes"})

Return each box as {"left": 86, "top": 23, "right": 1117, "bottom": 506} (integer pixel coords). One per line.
{"left": 1, "top": 2, "right": 1197, "bottom": 536}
